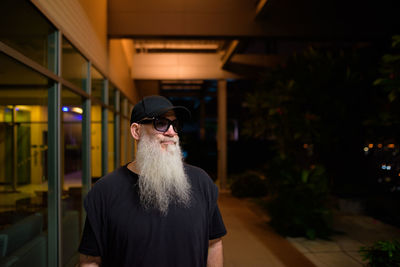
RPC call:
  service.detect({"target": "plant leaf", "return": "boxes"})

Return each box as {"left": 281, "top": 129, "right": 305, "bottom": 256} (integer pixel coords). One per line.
{"left": 301, "top": 170, "right": 309, "bottom": 183}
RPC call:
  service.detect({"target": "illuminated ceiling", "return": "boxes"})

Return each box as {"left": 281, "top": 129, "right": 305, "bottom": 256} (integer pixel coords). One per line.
{"left": 108, "top": 0, "right": 400, "bottom": 95}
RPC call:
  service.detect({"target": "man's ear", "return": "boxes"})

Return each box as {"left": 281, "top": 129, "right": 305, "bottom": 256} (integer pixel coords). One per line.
{"left": 130, "top": 123, "right": 141, "bottom": 140}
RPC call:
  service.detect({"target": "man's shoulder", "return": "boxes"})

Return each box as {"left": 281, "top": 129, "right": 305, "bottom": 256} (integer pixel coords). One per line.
{"left": 84, "top": 165, "right": 137, "bottom": 210}
{"left": 90, "top": 166, "right": 132, "bottom": 193}
{"left": 184, "top": 163, "right": 217, "bottom": 188}
{"left": 184, "top": 163, "right": 208, "bottom": 177}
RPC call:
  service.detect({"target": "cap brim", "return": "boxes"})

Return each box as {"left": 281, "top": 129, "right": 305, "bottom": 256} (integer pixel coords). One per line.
{"left": 154, "top": 106, "right": 191, "bottom": 121}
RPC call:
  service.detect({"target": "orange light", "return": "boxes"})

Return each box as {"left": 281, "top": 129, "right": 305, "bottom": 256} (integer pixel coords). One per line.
{"left": 378, "top": 144, "right": 383, "bottom": 148}
{"left": 368, "top": 144, "right": 374, "bottom": 148}
{"left": 303, "top": 144, "right": 309, "bottom": 149}
{"left": 388, "top": 144, "right": 395, "bottom": 148}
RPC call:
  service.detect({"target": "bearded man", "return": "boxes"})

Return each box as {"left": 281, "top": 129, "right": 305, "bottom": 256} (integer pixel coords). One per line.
{"left": 78, "top": 95, "right": 227, "bottom": 267}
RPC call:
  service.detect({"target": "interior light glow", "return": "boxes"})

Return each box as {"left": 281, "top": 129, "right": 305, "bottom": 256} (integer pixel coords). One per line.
{"left": 15, "top": 105, "right": 31, "bottom": 111}
{"left": 386, "top": 165, "right": 392, "bottom": 170}
{"left": 388, "top": 144, "right": 395, "bottom": 148}
{"left": 368, "top": 143, "right": 374, "bottom": 148}
{"left": 71, "top": 107, "right": 83, "bottom": 114}
{"left": 378, "top": 144, "right": 383, "bottom": 148}
{"left": 363, "top": 147, "right": 369, "bottom": 152}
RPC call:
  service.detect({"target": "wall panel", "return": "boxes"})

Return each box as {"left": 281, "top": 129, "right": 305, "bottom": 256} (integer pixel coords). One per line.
{"left": 31, "top": 0, "right": 108, "bottom": 76}
{"left": 109, "top": 39, "right": 138, "bottom": 103}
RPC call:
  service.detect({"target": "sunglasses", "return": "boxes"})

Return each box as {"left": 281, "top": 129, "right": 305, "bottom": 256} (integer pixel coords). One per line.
{"left": 138, "top": 117, "right": 182, "bottom": 133}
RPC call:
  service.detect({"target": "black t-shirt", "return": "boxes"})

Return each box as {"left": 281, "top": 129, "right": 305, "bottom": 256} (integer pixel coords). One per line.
{"left": 78, "top": 164, "right": 227, "bottom": 267}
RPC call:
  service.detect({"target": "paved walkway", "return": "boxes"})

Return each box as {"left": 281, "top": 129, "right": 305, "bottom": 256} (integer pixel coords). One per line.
{"left": 218, "top": 192, "right": 400, "bottom": 267}
{"left": 219, "top": 193, "right": 315, "bottom": 267}
{"left": 288, "top": 211, "right": 400, "bottom": 267}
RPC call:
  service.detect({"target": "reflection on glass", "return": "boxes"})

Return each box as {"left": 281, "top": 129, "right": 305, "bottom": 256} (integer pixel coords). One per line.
{"left": 0, "top": 0, "right": 57, "bottom": 71}
{"left": 120, "top": 97, "right": 128, "bottom": 165}
{"left": 108, "top": 110, "right": 115, "bottom": 172}
{"left": 91, "top": 105, "right": 102, "bottom": 180}
{"left": 62, "top": 37, "right": 87, "bottom": 89}
{"left": 91, "top": 66, "right": 103, "bottom": 102}
{"left": 0, "top": 52, "right": 50, "bottom": 266}
{"left": 120, "top": 95, "right": 127, "bottom": 117}
{"left": 120, "top": 118, "right": 128, "bottom": 165}
{"left": 61, "top": 87, "right": 82, "bottom": 266}
{"left": 108, "top": 83, "right": 116, "bottom": 108}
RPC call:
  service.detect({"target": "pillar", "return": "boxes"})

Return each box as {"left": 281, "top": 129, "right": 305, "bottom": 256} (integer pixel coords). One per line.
{"left": 199, "top": 88, "right": 206, "bottom": 140}
{"left": 217, "top": 79, "right": 227, "bottom": 190}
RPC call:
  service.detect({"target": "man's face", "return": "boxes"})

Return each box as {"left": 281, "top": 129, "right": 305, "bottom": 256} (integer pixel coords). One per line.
{"left": 140, "top": 114, "right": 179, "bottom": 151}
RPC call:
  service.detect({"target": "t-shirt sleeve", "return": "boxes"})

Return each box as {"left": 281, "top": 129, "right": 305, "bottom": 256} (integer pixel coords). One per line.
{"left": 78, "top": 216, "right": 100, "bottom": 256}
{"left": 208, "top": 185, "right": 227, "bottom": 240}
{"left": 78, "top": 183, "right": 106, "bottom": 257}
{"left": 209, "top": 203, "right": 227, "bottom": 240}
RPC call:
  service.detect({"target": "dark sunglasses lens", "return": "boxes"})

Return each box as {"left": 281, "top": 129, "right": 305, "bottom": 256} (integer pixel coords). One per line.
{"left": 154, "top": 118, "right": 169, "bottom": 132}
{"left": 172, "top": 120, "right": 181, "bottom": 132}
{"left": 153, "top": 118, "right": 181, "bottom": 133}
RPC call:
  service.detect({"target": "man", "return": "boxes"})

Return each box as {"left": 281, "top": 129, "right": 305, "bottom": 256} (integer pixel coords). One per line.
{"left": 78, "top": 95, "right": 227, "bottom": 267}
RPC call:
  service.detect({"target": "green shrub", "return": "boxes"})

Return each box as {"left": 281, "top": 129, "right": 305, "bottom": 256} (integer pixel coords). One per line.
{"left": 267, "top": 185, "right": 333, "bottom": 239}
{"left": 359, "top": 240, "right": 400, "bottom": 267}
{"left": 230, "top": 171, "right": 268, "bottom": 198}
{"left": 265, "top": 156, "right": 333, "bottom": 239}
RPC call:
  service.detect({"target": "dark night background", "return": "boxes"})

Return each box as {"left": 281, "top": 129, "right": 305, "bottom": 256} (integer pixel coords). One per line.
{"left": 159, "top": 0, "right": 400, "bottom": 231}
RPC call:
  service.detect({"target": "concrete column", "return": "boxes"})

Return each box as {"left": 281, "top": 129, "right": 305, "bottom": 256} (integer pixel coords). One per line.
{"left": 217, "top": 80, "right": 227, "bottom": 190}
{"left": 199, "top": 88, "right": 206, "bottom": 140}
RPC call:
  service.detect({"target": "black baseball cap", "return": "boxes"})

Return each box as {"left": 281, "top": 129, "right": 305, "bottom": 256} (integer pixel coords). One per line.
{"left": 130, "top": 95, "right": 191, "bottom": 124}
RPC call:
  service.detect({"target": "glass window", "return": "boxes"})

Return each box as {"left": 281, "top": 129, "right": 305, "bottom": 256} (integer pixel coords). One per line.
{"left": 108, "top": 83, "right": 116, "bottom": 108}
{"left": 90, "top": 66, "right": 104, "bottom": 180}
{"left": 62, "top": 37, "right": 87, "bottom": 89}
{"left": 120, "top": 95, "right": 127, "bottom": 117}
{"left": 61, "top": 87, "right": 83, "bottom": 267}
{"left": 0, "top": 52, "right": 50, "bottom": 265}
{"left": 119, "top": 97, "right": 128, "bottom": 165}
{"left": 90, "top": 66, "right": 103, "bottom": 103}
{"left": 91, "top": 105, "right": 102, "bottom": 180}
{"left": 108, "top": 110, "right": 115, "bottom": 172}
{"left": 120, "top": 117, "right": 128, "bottom": 165}
{"left": 0, "top": 0, "right": 57, "bottom": 71}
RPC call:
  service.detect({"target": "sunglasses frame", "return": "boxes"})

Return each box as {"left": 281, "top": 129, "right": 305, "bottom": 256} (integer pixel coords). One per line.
{"left": 138, "top": 117, "right": 181, "bottom": 133}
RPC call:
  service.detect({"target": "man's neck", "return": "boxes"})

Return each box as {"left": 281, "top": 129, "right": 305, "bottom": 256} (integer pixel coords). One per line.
{"left": 127, "top": 161, "right": 140, "bottom": 175}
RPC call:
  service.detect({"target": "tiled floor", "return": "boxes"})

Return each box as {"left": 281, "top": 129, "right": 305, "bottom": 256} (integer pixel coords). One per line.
{"left": 291, "top": 211, "right": 400, "bottom": 267}
{"left": 219, "top": 192, "right": 315, "bottom": 267}
{"left": 218, "top": 192, "right": 400, "bottom": 267}
{"left": 287, "top": 237, "right": 364, "bottom": 267}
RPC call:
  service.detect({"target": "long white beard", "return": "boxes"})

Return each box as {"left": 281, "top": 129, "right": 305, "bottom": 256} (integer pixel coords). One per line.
{"left": 135, "top": 132, "right": 191, "bottom": 215}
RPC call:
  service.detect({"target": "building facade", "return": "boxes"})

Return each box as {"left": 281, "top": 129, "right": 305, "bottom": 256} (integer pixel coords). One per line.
{"left": 0, "top": 0, "right": 137, "bottom": 266}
